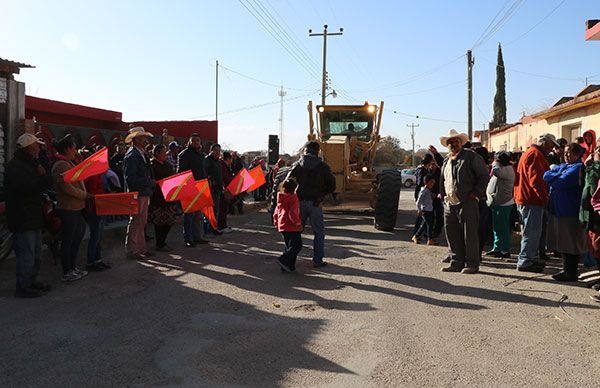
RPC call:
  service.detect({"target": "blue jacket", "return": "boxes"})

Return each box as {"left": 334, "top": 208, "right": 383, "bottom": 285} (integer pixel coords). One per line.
{"left": 124, "top": 146, "right": 155, "bottom": 197}
{"left": 543, "top": 159, "right": 583, "bottom": 217}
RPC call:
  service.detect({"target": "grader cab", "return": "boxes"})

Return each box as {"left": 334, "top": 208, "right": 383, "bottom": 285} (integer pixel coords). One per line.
{"left": 307, "top": 101, "right": 403, "bottom": 231}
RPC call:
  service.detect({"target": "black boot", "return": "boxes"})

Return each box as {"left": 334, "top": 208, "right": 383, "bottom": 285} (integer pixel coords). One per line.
{"left": 552, "top": 253, "right": 579, "bottom": 282}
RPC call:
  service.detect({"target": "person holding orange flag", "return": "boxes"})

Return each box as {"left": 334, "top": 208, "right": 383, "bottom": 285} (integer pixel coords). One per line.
{"left": 123, "top": 127, "right": 155, "bottom": 260}
{"left": 149, "top": 144, "right": 178, "bottom": 251}
{"left": 52, "top": 135, "right": 91, "bottom": 282}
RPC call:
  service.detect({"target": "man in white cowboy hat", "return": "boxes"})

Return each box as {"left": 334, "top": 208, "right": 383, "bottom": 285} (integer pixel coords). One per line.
{"left": 438, "top": 129, "right": 489, "bottom": 274}
{"left": 123, "top": 127, "right": 155, "bottom": 260}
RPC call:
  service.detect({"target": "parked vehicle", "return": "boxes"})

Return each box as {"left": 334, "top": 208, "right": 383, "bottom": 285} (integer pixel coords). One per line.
{"left": 401, "top": 169, "right": 416, "bottom": 188}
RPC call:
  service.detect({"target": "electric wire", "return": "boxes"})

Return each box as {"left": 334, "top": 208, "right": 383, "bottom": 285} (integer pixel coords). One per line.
{"left": 478, "top": 56, "right": 584, "bottom": 82}
{"left": 382, "top": 79, "right": 467, "bottom": 98}
{"left": 506, "top": 0, "right": 568, "bottom": 45}
{"left": 237, "top": 0, "right": 321, "bottom": 81}
{"left": 472, "top": 0, "right": 527, "bottom": 50}
{"left": 218, "top": 62, "right": 318, "bottom": 91}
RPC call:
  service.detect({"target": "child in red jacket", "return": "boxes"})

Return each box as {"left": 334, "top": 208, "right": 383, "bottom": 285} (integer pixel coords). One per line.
{"left": 273, "top": 178, "right": 302, "bottom": 273}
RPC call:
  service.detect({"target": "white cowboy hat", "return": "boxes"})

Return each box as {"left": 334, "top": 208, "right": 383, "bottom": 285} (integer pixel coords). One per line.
{"left": 125, "top": 126, "right": 154, "bottom": 143}
{"left": 440, "top": 129, "right": 469, "bottom": 147}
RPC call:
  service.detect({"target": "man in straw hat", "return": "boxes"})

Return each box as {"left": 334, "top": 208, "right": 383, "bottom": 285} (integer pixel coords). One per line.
{"left": 123, "top": 127, "right": 155, "bottom": 260}
{"left": 438, "top": 129, "right": 489, "bottom": 274}
{"left": 513, "top": 133, "right": 557, "bottom": 273}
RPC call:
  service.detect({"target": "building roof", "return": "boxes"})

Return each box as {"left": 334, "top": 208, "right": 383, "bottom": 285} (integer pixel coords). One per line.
{"left": 0, "top": 57, "right": 35, "bottom": 69}
{"left": 529, "top": 84, "right": 600, "bottom": 121}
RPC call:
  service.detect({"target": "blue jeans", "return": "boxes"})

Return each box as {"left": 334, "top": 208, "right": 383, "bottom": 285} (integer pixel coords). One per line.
{"left": 300, "top": 200, "right": 325, "bottom": 263}
{"left": 517, "top": 204, "right": 544, "bottom": 268}
{"left": 86, "top": 213, "right": 105, "bottom": 265}
{"left": 183, "top": 211, "right": 205, "bottom": 242}
{"left": 14, "top": 230, "right": 42, "bottom": 289}
{"left": 58, "top": 210, "right": 86, "bottom": 274}
{"left": 279, "top": 231, "right": 302, "bottom": 268}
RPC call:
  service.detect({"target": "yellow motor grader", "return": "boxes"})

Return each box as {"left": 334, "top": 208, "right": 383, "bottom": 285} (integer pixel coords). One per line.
{"left": 306, "top": 101, "right": 403, "bottom": 231}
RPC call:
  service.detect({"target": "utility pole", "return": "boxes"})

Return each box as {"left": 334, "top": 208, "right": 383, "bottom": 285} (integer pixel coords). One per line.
{"left": 309, "top": 25, "right": 343, "bottom": 106}
{"left": 215, "top": 60, "right": 219, "bottom": 121}
{"left": 467, "top": 50, "right": 474, "bottom": 141}
{"left": 278, "top": 85, "right": 287, "bottom": 154}
{"left": 407, "top": 123, "right": 419, "bottom": 167}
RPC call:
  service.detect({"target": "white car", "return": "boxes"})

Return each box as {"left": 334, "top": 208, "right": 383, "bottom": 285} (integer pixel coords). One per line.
{"left": 401, "top": 169, "right": 417, "bottom": 188}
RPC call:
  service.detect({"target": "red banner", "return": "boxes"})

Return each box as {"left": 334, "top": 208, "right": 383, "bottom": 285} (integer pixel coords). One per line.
{"left": 180, "top": 179, "right": 213, "bottom": 213}
{"left": 226, "top": 168, "right": 255, "bottom": 196}
{"left": 94, "top": 192, "right": 139, "bottom": 215}
{"left": 246, "top": 165, "right": 267, "bottom": 192}
{"left": 63, "top": 147, "right": 109, "bottom": 182}
{"left": 158, "top": 170, "right": 197, "bottom": 202}
{"left": 202, "top": 206, "right": 218, "bottom": 230}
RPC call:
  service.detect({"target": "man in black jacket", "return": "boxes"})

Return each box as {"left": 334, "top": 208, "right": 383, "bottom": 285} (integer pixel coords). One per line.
{"left": 178, "top": 134, "right": 208, "bottom": 246}
{"left": 6, "top": 133, "right": 52, "bottom": 298}
{"left": 287, "top": 141, "right": 336, "bottom": 267}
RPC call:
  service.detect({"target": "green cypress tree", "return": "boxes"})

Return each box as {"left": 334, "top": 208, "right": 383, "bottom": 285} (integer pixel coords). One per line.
{"left": 492, "top": 43, "right": 507, "bottom": 127}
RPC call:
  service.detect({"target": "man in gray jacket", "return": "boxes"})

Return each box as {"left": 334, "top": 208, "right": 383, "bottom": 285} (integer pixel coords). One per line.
{"left": 438, "top": 130, "right": 489, "bottom": 274}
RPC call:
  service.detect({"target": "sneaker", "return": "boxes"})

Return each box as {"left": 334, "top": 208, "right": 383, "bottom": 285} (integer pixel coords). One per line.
{"left": 592, "top": 283, "right": 600, "bottom": 292}
{"left": 427, "top": 239, "right": 437, "bottom": 246}
{"left": 441, "top": 264, "right": 464, "bottom": 272}
{"left": 73, "top": 268, "right": 89, "bottom": 278}
{"left": 97, "top": 260, "right": 112, "bottom": 269}
{"left": 441, "top": 256, "right": 452, "bottom": 263}
{"left": 499, "top": 252, "right": 511, "bottom": 259}
{"left": 86, "top": 262, "right": 106, "bottom": 272}
{"left": 485, "top": 250, "right": 501, "bottom": 257}
{"left": 313, "top": 261, "right": 328, "bottom": 268}
{"left": 61, "top": 271, "right": 82, "bottom": 282}
{"left": 31, "top": 281, "right": 52, "bottom": 292}
{"left": 517, "top": 263, "right": 545, "bottom": 273}
{"left": 461, "top": 266, "right": 479, "bottom": 274}
{"left": 552, "top": 271, "right": 578, "bottom": 282}
{"left": 278, "top": 260, "right": 292, "bottom": 273}
{"left": 411, "top": 235, "right": 419, "bottom": 244}
{"left": 15, "top": 287, "right": 43, "bottom": 298}
{"left": 219, "top": 227, "right": 233, "bottom": 234}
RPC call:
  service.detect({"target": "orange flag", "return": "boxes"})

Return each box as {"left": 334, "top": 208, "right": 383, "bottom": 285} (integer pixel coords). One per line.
{"left": 246, "top": 165, "right": 267, "bottom": 192}
{"left": 63, "top": 147, "right": 108, "bottom": 182}
{"left": 226, "top": 168, "right": 256, "bottom": 196}
{"left": 95, "top": 192, "right": 139, "bottom": 215}
{"left": 180, "top": 179, "right": 213, "bottom": 213}
{"left": 201, "top": 206, "right": 218, "bottom": 230}
{"left": 158, "top": 170, "right": 197, "bottom": 202}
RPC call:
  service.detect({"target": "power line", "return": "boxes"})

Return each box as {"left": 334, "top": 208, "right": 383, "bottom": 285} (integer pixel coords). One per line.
{"left": 187, "top": 91, "right": 317, "bottom": 120}
{"left": 237, "top": 0, "right": 321, "bottom": 80}
{"left": 389, "top": 109, "right": 468, "bottom": 124}
{"left": 347, "top": 55, "right": 464, "bottom": 93}
{"left": 218, "top": 62, "right": 317, "bottom": 91}
{"left": 506, "top": 0, "right": 567, "bottom": 45}
{"left": 472, "top": 0, "right": 527, "bottom": 50}
{"left": 478, "top": 56, "right": 584, "bottom": 82}
{"left": 382, "top": 79, "right": 466, "bottom": 98}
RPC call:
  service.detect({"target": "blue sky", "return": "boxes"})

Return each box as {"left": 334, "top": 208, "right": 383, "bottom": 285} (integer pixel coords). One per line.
{"left": 3, "top": 0, "right": 600, "bottom": 153}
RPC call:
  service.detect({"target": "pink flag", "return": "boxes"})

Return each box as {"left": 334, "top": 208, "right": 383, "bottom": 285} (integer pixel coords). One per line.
{"left": 158, "top": 170, "right": 197, "bottom": 202}
{"left": 226, "top": 168, "right": 256, "bottom": 195}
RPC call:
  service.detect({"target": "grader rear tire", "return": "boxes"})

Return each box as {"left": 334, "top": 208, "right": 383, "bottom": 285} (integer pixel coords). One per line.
{"left": 374, "top": 169, "right": 402, "bottom": 231}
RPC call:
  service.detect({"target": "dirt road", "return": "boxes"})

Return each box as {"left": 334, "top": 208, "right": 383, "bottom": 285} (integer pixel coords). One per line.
{"left": 1, "top": 191, "right": 599, "bottom": 387}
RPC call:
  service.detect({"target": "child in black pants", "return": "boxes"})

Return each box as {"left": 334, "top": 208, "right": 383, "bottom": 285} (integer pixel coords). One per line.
{"left": 272, "top": 178, "right": 302, "bottom": 272}
{"left": 412, "top": 175, "right": 436, "bottom": 245}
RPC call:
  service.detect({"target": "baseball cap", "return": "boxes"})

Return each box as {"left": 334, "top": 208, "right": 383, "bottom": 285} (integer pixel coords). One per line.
{"left": 538, "top": 133, "right": 560, "bottom": 147}
{"left": 168, "top": 141, "right": 180, "bottom": 149}
{"left": 17, "top": 133, "right": 45, "bottom": 148}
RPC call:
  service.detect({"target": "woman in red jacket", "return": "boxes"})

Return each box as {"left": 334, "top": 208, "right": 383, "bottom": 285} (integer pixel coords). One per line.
{"left": 272, "top": 178, "right": 302, "bottom": 273}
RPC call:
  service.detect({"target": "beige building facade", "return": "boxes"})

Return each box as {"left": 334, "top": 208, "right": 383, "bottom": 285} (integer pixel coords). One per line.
{"left": 489, "top": 85, "right": 600, "bottom": 152}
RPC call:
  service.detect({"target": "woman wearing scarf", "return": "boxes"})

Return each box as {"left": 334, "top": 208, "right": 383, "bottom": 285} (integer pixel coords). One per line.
{"left": 543, "top": 143, "right": 587, "bottom": 282}
{"left": 51, "top": 135, "right": 91, "bottom": 282}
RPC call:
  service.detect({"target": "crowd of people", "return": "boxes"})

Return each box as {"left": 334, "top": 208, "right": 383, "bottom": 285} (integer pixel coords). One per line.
{"left": 411, "top": 128, "right": 600, "bottom": 303}
{"left": 5, "top": 126, "right": 275, "bottom": 298}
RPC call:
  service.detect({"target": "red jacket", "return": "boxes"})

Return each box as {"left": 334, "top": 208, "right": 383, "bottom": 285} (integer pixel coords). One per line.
{"left": 273, "top": 192, "right": 302, "bottom": 232}
{"left": 514, "top": 145, "right": 549, "bottom": 206}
